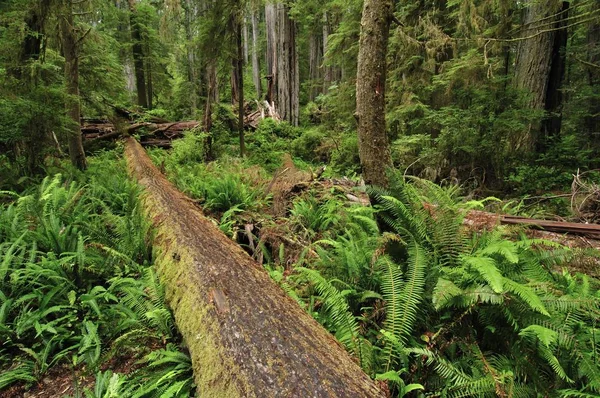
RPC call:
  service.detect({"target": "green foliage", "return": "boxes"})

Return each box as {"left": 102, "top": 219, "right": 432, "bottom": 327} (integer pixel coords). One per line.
{"left": 169, "top": 131, "right": 207, "bottom": 165}
{"left": 290, "top": 174, "right": 600, "bottom": 396}
{"left": 0, "top": 151, "right": 188, "bottom": 395}
{"left": 291, "top": 128, "right": 328, "bottom": 163}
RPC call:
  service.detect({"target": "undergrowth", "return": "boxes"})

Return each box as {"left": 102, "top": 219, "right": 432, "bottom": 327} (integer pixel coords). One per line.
{"left": 0, "top": 150, "right": 194, "bottom": 397}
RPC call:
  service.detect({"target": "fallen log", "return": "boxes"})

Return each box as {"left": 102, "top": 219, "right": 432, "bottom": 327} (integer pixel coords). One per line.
{"left": 124, "top": 137, "right": 384, "bottom": 397}
{"left": 501, "top": 215, "right": 600, "bottom": 237}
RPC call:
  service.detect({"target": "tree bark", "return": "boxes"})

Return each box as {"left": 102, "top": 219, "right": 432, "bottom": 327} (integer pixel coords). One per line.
{"left": 308, "top": 32, "right": 323, "bottom": 101}
{"left": 251, "top": 6, "right": 262, "bottom": 99}
{"left": 236, "top": 17, "right": 246, "bottom": 157}
{"left": 124, "top": 137, "right": 384, "bottom": 398}
{"left": 265, "top": 3, "right": 299, "bottom": 126}
{"left": 60, "top": 0, "right": 87, "bottom": 170}
{"left": 513, "top": 0, "right": 565, "bottom": 151}
{"left": 204, "top": 60, "right": 218, "bottom": 161}
{"left": 355, "top": 0, "right": 393, "bottom": 188}
{"left": 145, "top": 40, "right": 153, "bottom": 110}
{"left": 128, "top": 0, "right": 148, "bottom": 109}
{"left": 276, "top": 4, "right": 299, "bottom": 126}
{"left": 586, "top": 2, "right": 600, "bottom": 145}
{"left": 15, "top": 1, "right": 52, "bottom": 175}
{"left": 265, "top": 2, "right": 277, "bottom": 103}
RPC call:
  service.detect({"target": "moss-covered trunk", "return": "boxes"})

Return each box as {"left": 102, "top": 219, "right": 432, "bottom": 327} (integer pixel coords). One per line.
{"left": 355, "top": 0, "right": 393, "bottom": 189}
{"left": 124, "top": 138, "right": 384, "bottom": 397}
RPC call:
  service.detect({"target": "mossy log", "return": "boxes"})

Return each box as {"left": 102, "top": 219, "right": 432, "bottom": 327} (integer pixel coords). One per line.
{"left": 124, "top": 137, "right": 384, "bottom": 398}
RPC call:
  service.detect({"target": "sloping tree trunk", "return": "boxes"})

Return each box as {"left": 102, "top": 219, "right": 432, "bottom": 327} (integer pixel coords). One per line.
{"left": 128, "top": 0, "right": 148, "bottom": 109}
{"left": 513, "top": 0, "right": 567, "bottom": 151}
{"left": 251, "top": 6, "right": 262, "bottom": 99}
{"left": 124, "top": 137, "right": 384, "bottom": 397}
{"left": 60, "top": 0, "right": 87, "bottom": 170}
{"left": 355, "top": 0, "right": 393, "bottom": 188}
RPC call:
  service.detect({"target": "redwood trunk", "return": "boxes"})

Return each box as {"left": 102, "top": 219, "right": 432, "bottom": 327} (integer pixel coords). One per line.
{"left": 128, "top": 0, "right": 148, "bottom": 109}
{"left": 124, "top": 138, "right": 384, "bottom": 397}
{"left": 236, "top": 18, "right": 245, "bottom": 157}
{"left": 355, "top": 0, "right": 393, "bottom": 188}
{"left": 513, "top": 0, "right": 565, "bottom": 151}
{"left": 60, "top": 0, "right": 87, "bottom": 170}
{"left": 251, "top": 6, "right": 262, "bottom": 99}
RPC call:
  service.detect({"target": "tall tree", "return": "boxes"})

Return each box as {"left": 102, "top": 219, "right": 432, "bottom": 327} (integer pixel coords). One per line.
{"left": 250, "top": 3, "right": 262, "bottom": 99}
{"left": 355, "top": 0, "right": 393, "bottom": 188}
{"left": 514, "top": 0, "right": 569, "bottom": 151}
{"left": 235, "top": 6, "right": 245, "bottom": 157}
{"left": 60, "top": 0, "right": 87, "bottom": 170}
{"left": 128, "top": 0, "right": 148, "bottom": 108}
{"left": 265, "top": 2, "right": 299, "bottom": 126}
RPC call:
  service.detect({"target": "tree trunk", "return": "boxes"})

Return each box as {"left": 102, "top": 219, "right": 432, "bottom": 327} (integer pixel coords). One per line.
{"left": 124, "top": 137, "right": 384, "bottom": 398}
{"left": 308, "top": 32, "right": 323, "bottom": 101}
{"left": 322, "top": 12, "right": 332, "bottom": 92}
{"left": 12, "top": 0, "right": 52, "bottom": 175}
{"left": 231, "top": 58, "right": 239, "bottom": 105}
{"left": 513, "top": 0, "right": 565, "bottom": 151}
{"left": 204, "top": 61, "right": 218, "bottom": 161}
{"left": 243, "top": 15, "right": 249, "bottom": 65}
{"left": 275, "top": 4, "right": 299, "bottom": 126}
{"left": 540, "top": 1, "right": 569, "bottom": 148}
{"left": 237, "top": 18, "right": 246, "bottom": 157}
{"left": 586, "top": 2, "right": 600, "bottom": 146}
{"left": 265, "top": 2, "right": 277, "bottom": 103}
{"left": 128, "top": 0, "right": 148, "bottom": 109}
{"left": 60, "top": 0, "right": 87, "bottom": 171}
{"left": 251, "top": 6, "right": 262, "bottom": 99}
{"left": 265, "top": 3, "right": 298, "bottom": 126}
{"left": 355, "top": 0, "right": 393, "bottom": 188}
{"left": 184, "top": 0, "right": 198, "bottom": 114}
{"left": 145, "top": 41, "right": 153, "bottom": 110}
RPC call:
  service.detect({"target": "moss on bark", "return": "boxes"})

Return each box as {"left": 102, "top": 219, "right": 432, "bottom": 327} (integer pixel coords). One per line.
{"left": 124, "top": 138, "right": 384, "bottom": 397}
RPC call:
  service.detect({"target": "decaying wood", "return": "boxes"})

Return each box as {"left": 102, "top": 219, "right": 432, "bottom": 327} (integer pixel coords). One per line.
{"left": 82, "top": 120, "right": 200, "bottom": 148}
{"left": 501, "top": 215, "right": 600, "bottom": 237}
{"left": 268, "top": 154, "right": 313, "bottom": 216}
{"left": 124, "top": 138, "right": 384, "bottom": 398}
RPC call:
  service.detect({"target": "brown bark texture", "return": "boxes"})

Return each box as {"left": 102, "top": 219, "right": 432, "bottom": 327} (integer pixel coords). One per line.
{"left": 355, "top": 0, "right": 393, "bottom": 188}
{"left": 128, "top": 0, "right": 148, "bottom": 109}
{"left": 60, "top": 0, "right": 87, "bottom": 170}
{"left": 265, "top": 3, "right": 299, "bottom": 126}
{"left": 124, "top": 137, "right": 384, "bottom": 397}
{"left": 513, "top": 0, "right": 566, "bottom": 150}
{"left": 251, "top": 7, "right": 262, "bottom": 99}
